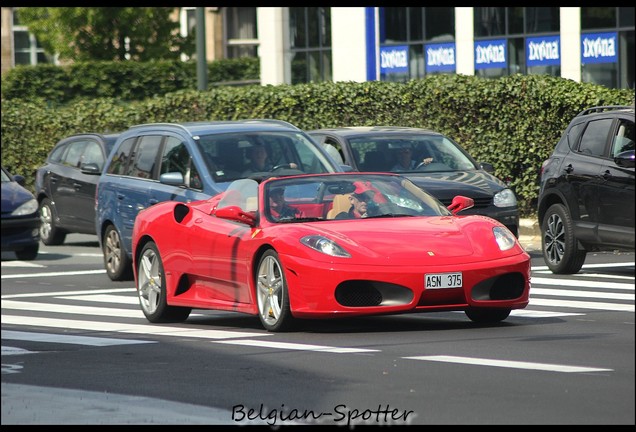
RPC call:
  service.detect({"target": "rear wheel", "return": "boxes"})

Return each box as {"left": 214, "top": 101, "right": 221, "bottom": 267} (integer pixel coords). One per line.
{"left": 39, "top": 198, "right": 66, "bottom": 245}
{"left": 102, "top": 224, "right": 132, "bottom": 281}
{"left": 137, "top": 241, "right": 191, "bottom": 323}
{"left": 465, "top": 308, "right": 511, "bottom": 323}
{"left": 256, "top": 250, "right": 295, "bottom": 332}
{"left": 541, "top": 203, "right": 586, "bottom": 274}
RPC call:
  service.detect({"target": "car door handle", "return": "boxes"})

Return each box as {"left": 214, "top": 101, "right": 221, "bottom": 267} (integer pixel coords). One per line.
{"left": 564, "top": 164, "right": 573, "bottom": 174}
{"left": 73, "top": 182, "right": 82, "bottom": 189}
{"left": 116, "top": 193, "right": 126, "bottom": 200}
{"left": 601, "top": 170, "right": 612, "bottom": 180}
{"left": 148, "top": 199, "right": 158, "bottom": 205}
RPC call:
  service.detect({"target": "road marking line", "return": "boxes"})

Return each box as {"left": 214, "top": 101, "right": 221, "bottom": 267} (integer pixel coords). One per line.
{"left": 531, "top": 277, "right": 634, "bottom": 290}
{"left": 1, "top": 315, "right": 270, "bottom": 340}
{"left": 2, "top": 288, "right": 135, "bottom": 299}
{"left": 530, "top": 288, "right": 634, "bottom": 300}
{"left": 1, "top": 330, "right": 155, "bottom": 346}
{"left": 509, "top": 310, "right": 583, "bottom": 318}
{"left": 403, "top": 355, "right": 612, "bottom": 373}
{"left": 215, "top": 339, "right": 379, "bottom": 353}
{"left": 529, "top": 299, "right": 634, "bottom": 312}
{"left": 57, "top": 294, "right": 139, "bottom": 305}
{"left": 2, "top": 300, "right": 146, "bottom": 318}
{"left": 532, "top": 262, "right": 634, "bottom": 271}
{"left": 1, "top": 269, "right": 106, "bottom": 279}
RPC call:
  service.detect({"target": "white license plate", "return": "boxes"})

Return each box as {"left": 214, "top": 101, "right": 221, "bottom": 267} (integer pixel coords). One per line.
{"left": 425, "top": 272, "right": 463, "bottom": 289}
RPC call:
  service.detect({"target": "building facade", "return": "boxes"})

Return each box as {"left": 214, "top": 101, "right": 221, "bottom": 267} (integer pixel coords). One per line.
{"left": 2, "top": 7, "right": 634, "bottom": 90}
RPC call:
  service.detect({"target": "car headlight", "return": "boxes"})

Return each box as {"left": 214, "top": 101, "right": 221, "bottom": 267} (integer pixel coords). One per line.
{"left": 12, "top": 198, "right": 38, "bottom": 216}
{"left": 493, "top": 226, "right": 516, "bottom": 251}
{"left": 493, "top": 188, "right": 517, "bottom": 208}
{"left": 300, "top": 235, "right": 351, "bottom": 258}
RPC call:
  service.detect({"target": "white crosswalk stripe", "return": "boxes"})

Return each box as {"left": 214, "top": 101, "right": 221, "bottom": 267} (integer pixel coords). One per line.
{"left": 1, "top": 263, "right": 633, "bottom": 354}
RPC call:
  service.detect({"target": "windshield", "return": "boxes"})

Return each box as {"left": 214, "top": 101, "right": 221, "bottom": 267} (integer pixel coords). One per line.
{"left": 349, "top": 135, "right": 477, "bottom": 173}
{"left": 195, "top": 131, "right": 336, "bottom": 184}
{"left": 262, "top": 173, "right": 451, "bottom": 223}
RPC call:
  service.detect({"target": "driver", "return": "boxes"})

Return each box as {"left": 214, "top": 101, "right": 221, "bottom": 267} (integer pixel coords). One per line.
{"left": 391, "top": 145, "right": 433, "bottom": 171}
{"left": 242, "top": 145, "right": 298, "bottom": 176}
{"left": 242, "top": 145, "right": 272, "bottom": 175}
{"left": 269, "top": 187, "right": 304, "bottom": 220}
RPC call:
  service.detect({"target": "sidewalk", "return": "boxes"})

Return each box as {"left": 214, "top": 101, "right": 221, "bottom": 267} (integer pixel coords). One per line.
{"left": 519, "top": 218, "right": 541, "bottom": 252}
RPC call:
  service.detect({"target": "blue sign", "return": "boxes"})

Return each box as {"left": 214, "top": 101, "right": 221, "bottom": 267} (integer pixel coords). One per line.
{"left": 474, "top": 39, "right": 507, "bottom": 70}
{"left": 380, "top": 45, "right": 409, "bottom": 74}
{"left": 581, "top": 32, "right": 618, "bottom": 64}
{"left": 526, "top": 36, "right": 560, "bottom": 67}
{"left": 425, "top": 43, "right": 456, "bottom": 73}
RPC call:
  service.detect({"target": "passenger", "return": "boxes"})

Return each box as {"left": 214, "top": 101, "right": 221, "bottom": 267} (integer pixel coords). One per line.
{"left": 335, "top": 181, "right": 383, "bottom": 219}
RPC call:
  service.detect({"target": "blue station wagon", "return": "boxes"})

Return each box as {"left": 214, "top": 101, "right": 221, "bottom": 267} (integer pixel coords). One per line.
{"left": 96, "top": 120, "right": 342, "bottom": 280}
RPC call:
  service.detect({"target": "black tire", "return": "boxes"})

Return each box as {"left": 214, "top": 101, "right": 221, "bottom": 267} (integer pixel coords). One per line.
{"left": 39, "top": 198, "right": 66, "bottom": 245}
{"left": 137, "top": 241, "right": 191, "bottom": 323}
{"left": 15, "top": 243, "right": 39, "bottom": 260}
{"left": 256, "top": 249, "right": 295, "bottom": 332}
{"left": 102, "top": 224, "right": 133, "bottom": 281}
{"left": 465, "top": 308, "right": 511, "bottom": 323}
{"left": 541, "top": 203, "right": 586, "bottom": 274}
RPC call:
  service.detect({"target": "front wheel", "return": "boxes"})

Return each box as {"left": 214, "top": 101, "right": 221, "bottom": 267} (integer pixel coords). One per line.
{"left": 541, "top": 203, "right": 586, "bottom": 274}
{"left": 465, "top": 308, "right": 511, "bottom": 323}
{"left": 256, "top": 250, "right": 295, "bottom": 332}
{"left": 137, "top": 241, "right": 191, "bottom": 323}
{"left": 102, "top": 224, "right": 133, "bottom": 281}
{"left": 15, "top": 243, "right": 39, "bottom": 260}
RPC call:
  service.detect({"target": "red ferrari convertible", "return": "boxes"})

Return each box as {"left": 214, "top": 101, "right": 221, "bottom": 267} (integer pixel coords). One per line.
{"left": 132, "top": 172, "right": 530, "bottom": 331}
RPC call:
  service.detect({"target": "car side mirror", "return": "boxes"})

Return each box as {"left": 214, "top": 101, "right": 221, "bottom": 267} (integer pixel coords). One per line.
{"left": 80, "top": 162, "right": 101, "bottom": 175}
{"left": 13, "top": 174, "right": 26, "bottom": 187}
{"left": 159, "top": 172, "right": 185, "bottom": 186}
{"left": 614, "top": 150, "right": 635, "bottom": 168}
{"left": 479, "top": 162, "right": 494, "bottom": 173}
{"left": 447, "top": 195, "right": 474, "bottom": 215}
{"left": 215, "top": 205, "right": 256, "bottom": 226}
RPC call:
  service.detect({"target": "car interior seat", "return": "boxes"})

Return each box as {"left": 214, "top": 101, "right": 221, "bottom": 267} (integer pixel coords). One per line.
{"left": 327, "top": 194, "right": 352, "bottom": 219}
{"left": 362, "top": 151, "right": 387, "bottom": 171}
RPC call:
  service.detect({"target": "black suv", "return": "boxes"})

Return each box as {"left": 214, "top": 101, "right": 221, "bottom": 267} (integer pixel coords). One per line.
{"left": 537, "top": 105, "right": 635, "bottom": 274}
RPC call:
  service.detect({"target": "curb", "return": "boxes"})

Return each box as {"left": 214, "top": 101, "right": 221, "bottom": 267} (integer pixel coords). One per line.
{"left": 518, "top": 218, "right": 541, "bottom": 252}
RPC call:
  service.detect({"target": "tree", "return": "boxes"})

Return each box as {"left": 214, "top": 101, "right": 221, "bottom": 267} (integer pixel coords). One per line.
{"left": 17, "top": 7, "right": 195, "bottom": 62}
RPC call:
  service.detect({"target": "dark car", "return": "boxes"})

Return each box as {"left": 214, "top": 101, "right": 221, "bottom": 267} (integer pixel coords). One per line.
{"left": 308, "top": 126, "right": 519, "bottom": 236}
{"left": 1, "top": 165, "right": 40, "bottom": 260}
{"left": 35, "top": 133, "right": 119, "bottom": 245}
{"left": 96, "top": 120, "right": 342, "bottom": 281}
{"left": 537, "top": 105, "right": 635, "bottom": 274}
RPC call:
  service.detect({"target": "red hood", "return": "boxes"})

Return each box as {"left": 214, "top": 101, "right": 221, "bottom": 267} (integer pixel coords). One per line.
{"left": 301, "top": 216, "right": 495, "bottom": 266}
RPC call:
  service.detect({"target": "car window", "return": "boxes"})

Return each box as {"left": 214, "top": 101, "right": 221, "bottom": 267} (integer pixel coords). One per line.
{"left": 107, "top": 138, "right": 135, "bottom": 175}
{"left": 63, "top": 141, "right": 88, "bottom": 168}
{"left": 160, "top": 136, "right": 202, "bottom": 190}
{"left": 126, "top": 135, "right": 162, "bottom": 179}
{"left": 49, "top": 142, "right": 67, "bottom": 163}
{"left": 81, "top": 140, "right": 105, "bottom": 170}
{"left": 611, "top": 119, "right": 635, "bottom": 157}
{"left": 578, "top": 118, "right": 613, "bottom": 157}
{"left": 566, "top": 122, "right": 585, "bottom": 150}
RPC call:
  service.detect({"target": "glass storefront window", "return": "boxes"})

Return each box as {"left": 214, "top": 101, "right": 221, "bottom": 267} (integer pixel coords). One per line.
{"left": 289, "top": 7, "right": 331, "bottom": 83}
{"left": 582, "top": 7, "right": 616, "bottom": 30}
{"left": 380, "top": 7, "right": 455, "bottom": 81}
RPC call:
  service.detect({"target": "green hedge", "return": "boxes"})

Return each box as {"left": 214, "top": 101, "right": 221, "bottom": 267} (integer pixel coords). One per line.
{"left": 1, "top": 58, "right": 260, "bottom": 103}
{"left": 1, "top": 73, "right": 633, "bottom": 217}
